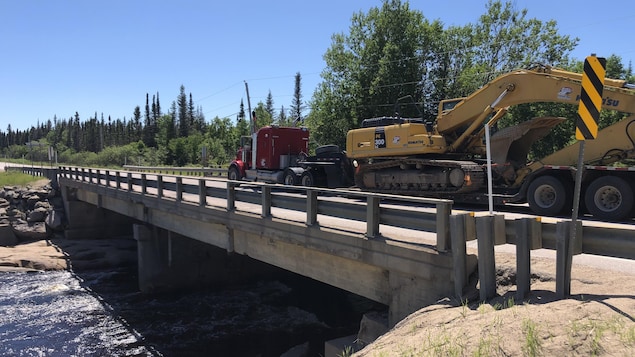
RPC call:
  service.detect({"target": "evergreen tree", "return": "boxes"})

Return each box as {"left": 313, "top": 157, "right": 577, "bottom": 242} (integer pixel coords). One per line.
{"left": 143, "top": 94, "right": 153, "bottom": 146}
{"left": 265, "top": 91, "right": 275, "bottom": 119}
{"left": 289, "top": 72, "right": 305, "bottom": 122}
{"left": 278, "top": 105, "right": 289, "bottom": 126}
{"left": 177, "top": 85, "right": 189, "bottom": 137}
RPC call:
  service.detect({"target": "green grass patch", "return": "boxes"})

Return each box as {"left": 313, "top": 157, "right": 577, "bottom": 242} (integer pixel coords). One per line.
{"left": 0, "top": 171, "right": 42, "bottom": 187}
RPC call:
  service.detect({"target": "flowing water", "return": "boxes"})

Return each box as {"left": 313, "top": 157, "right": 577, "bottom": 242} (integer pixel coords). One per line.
{"left": 0, "top": 262, "right": 383, "bottom": 356}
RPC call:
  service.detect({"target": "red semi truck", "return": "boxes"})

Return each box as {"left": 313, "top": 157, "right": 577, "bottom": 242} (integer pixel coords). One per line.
{"left": 227, "top": 124, "right": 354, "bottom": 188}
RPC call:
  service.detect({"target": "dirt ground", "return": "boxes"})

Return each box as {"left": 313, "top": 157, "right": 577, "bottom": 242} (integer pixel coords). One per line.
{"left": 354, "top": 253, "right": 635, "bottom": 356}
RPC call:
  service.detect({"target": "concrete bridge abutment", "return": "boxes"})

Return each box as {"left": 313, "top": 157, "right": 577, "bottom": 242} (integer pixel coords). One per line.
{"left": 61, "top": 186, "right": 137, "bottom": 239}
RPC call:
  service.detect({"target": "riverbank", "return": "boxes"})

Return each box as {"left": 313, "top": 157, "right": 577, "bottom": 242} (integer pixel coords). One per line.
{"left": 353, "top": 252, "right": 635, "bottom": 356}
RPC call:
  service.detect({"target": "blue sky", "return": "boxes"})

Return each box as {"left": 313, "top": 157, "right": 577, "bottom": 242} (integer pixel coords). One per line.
{"left": 1, "top": 0, "right": 633, "bottom": 132}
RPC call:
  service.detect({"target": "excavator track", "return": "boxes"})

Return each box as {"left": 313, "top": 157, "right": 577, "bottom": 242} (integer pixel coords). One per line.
{"left": 355, "top": 158, "right": 485, "bottom": 196}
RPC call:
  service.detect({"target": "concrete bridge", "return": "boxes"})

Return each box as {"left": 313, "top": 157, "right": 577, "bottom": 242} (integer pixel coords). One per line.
{"left": 56, "top": 167, "right": 475, "bottom": 327}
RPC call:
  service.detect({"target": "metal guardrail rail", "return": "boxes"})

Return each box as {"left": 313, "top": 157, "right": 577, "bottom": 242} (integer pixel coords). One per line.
{"left": 122, "top": 165, "right": 226, "bottom": 177}
{"left": 56, "top": 166, "right": 454, "bottom": 249}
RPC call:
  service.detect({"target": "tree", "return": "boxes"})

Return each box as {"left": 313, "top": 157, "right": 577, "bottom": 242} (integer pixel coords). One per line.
{"left": 253, "top": 102, "right": 273, "bottom": 129}
{"left": 289, "top": 72, "right": 305, "bottom": 122}
{"left": 265, "top": 91, "right": 275, "bottom": 119}
{"left": 308, "top": 0, "right": 579, "bottom": 148}
{"left": 177, "top": 85, "right": 189, "bottom": 137}
{"left": 307, "top": 0, "right": 430, "bottom": 147}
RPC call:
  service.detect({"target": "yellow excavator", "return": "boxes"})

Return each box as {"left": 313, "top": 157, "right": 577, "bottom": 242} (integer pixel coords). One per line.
{"left": 346, "top": 64, "right": 635, "bottom": 220}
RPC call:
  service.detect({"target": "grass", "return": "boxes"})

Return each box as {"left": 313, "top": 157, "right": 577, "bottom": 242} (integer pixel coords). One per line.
{"left": 0, "top": 171, "right": 41, "bottom": 187}
{"left": 521, "top": 318, "right": 542, "bottom": 357}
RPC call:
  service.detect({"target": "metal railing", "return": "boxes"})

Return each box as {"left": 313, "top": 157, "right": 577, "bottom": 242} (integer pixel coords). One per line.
{"left": 57, "top": 166, "right": 454, "bottom": 248}
{"left": 122, "top": 165, "right": 226, "bottom": 177}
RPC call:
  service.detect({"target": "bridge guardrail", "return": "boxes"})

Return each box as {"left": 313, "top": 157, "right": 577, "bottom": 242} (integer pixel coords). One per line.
{"left": 122, "top": 165, "right": 226, "bottom": 177}
{"left": 57, "top": 166, "right": 453, "bottom": 249}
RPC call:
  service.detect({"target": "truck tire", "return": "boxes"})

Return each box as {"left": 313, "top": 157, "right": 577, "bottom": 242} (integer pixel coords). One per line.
{"left": 300, "top": 171, "right": 315, "bottom": 187}
{"left": 228, "top": 166, "right": 242, "bottom": 181}
{"left": 527, "top": 175, "right": 569, "bottom": 216}
{"left": 315, "top": 145, "right": 340, "bottom": 156}
{"left": 283, "top": 170, "right": 298, "bottom": 186}
{"left": 584, "top": 176, "right": 633, "bottom": 221}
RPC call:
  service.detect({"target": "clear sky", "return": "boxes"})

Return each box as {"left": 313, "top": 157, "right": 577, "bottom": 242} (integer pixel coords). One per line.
{"left": 2, "top": 0, "right": 633, "bottom": 132}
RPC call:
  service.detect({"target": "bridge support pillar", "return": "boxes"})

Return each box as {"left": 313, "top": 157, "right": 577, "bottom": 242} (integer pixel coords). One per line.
{"left": 133, "top": 224, "right": 281, "bottom": 292}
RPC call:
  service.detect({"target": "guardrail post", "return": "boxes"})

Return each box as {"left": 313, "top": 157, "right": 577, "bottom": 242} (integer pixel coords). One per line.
{"left": 475, "top": 215, "right": 497, "bottom": 301}
{"left": 96, "top": 169, "right": 100, "bottom": 185}
{"left": 127, "top": 172, "right": 132, "bottom": 191}
{"left": 366, "top": 195, "right": 380, "bottom": 238}
{"left": 556, "top": 220, "right": 582, "bottom": 298}
{"left": 105, "top": 170, "right": 110, "bottom": 187}
{"left": 81, "top": 168, "right": 86, "bottom": 182}
{"left": 198, "top": 179, "right": 206, "bottom": 207}
{"left": 262, "top": 185, "right": 271, "bottom": 218}
{"left": 450, "top": 213, "right": 475, "bottom": 299}
{"left": 436, "top": 201, "right": 452, "bottom": 252}
{"left": 176, "top": 177, "right": 183, "bottom": 202}
{"left": 157, "top": 175, "right": 163, "bottom": 198}
{"left": 515, "top": 217, "right": 542, "bottom": 300}
{"left": 141, "top": 174, "right": 147, "bottom": 194}
{"left": 306, "top": 189, "right": 318, "bottom": 226}
{"left": 227, "top": 182, "right": 236, "bottom": 211}
{"left": 115, "top": 171, "right": 121, "bottom": 189}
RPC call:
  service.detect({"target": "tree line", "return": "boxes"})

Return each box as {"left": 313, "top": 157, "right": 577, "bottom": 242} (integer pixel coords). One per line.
{"left": 2, "top": 72, "right": 306, "bottom": 167}
{"left": 3, "top": 0, "right": 634, "bottom": 168}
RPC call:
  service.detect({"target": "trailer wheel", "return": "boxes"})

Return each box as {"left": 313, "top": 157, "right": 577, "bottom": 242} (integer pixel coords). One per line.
{"left": 283, "top": 170, "right": 298, "bottom": 186}
{"left": 300, "top": 171, "right": 315, "bottom": 187}
{"left": 228, "top": 166, "right": 242, "bottom": 181}
{"left": 527, "top": 175, "right": 569, "bottom": 216}
{"left": 584, "top": 176, "right": 633, "bottom": 221}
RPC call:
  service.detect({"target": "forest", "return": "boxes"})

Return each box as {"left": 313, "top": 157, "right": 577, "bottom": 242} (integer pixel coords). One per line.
{"left": 3, "top": 0, "right": 633, "bottom": 168}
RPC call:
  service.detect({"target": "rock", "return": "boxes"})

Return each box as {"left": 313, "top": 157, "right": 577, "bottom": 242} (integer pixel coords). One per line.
{"left": 7, "top": 208, "right": 25, "bottom": 221}
{"left": 11, "top": 221, "right": 49, "bottom": 241}
{"left": 0, "top": 224, "right": 18, "bottom": 246}
{"left": 34, "top": 201, "right": 51, "bottom": 210}
{"left": 25, "top": 194, "right": 41, "bottom": 210}
{"left": 0, "top": 182, "right": 59, "bottom": 242}
{"left": 27, "top": 207, "right": 49, "bottom": 223}
{"left": 356, "top": 311, "right": 389, "bottom": 346}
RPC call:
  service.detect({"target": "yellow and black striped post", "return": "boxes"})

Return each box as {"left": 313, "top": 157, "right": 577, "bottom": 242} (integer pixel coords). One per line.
{"left": 576, "top": 55, "right": 606, "bottom": 140}
{"left": 559, "top": 55, "right": 607, "bottom": 298}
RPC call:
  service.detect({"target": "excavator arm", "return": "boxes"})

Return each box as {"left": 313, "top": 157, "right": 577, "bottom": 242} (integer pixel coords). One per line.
{"left": 436, "top": 65, "right": 635, "bottom": 152}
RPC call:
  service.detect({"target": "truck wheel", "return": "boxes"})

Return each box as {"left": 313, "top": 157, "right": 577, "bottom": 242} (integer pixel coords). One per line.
{"left": 228, "top": 166, "right": 241, "bottom": 181}
{"left": 584, "top": 176, "right": 633, "bottom": 221}
{"left": 283, "top": 170, "right": 298, "bottom": 186}
{"left": 300, "top": 171, "right": 315, "bottom": 187}
{"left": 527, "top": 175, "right": 569, "bottom": 216}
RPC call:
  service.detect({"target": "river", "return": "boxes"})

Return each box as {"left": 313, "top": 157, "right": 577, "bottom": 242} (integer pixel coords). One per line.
{"left": 0, "top": 260, "right": 383, "bottom": 356}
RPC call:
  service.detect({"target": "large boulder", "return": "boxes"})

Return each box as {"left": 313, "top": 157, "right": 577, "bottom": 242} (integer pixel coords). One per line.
{"left": 11, "top": 220, "right": 48, "bottom": 241}
{"left": 27, "top": 207, "right": 49, "bottom": 223}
